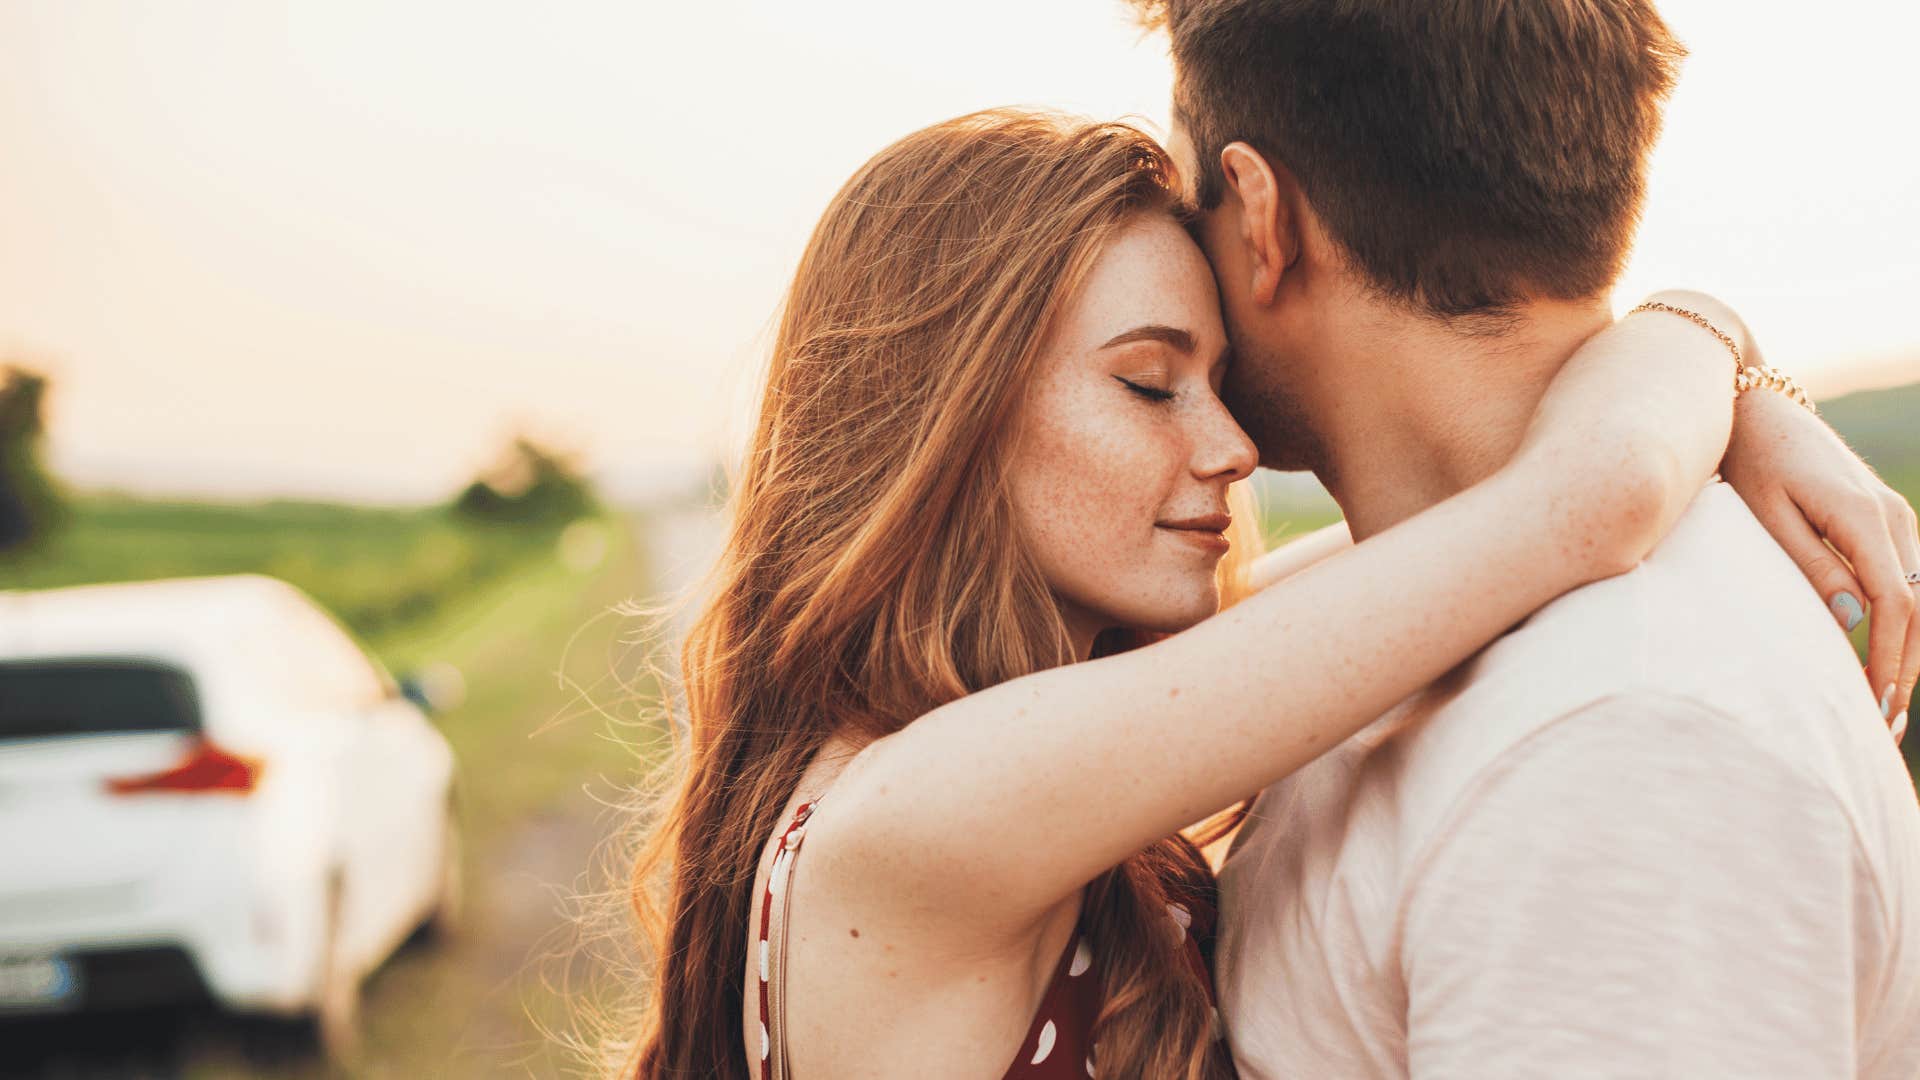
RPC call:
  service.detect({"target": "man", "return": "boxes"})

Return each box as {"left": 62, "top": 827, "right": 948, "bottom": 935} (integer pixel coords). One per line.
{"left": 1134, "top": 0, "right": 1920, "bottom": 1075}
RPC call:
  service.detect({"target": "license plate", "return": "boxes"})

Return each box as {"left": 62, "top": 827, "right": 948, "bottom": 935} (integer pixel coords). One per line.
{"left": 0, "top": 955, "right": 79, "bottom": 1009}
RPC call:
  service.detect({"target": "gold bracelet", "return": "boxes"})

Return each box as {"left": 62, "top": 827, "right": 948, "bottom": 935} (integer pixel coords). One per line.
{"left": 1627, "top": 300, "right": 1816, "bottom": 413}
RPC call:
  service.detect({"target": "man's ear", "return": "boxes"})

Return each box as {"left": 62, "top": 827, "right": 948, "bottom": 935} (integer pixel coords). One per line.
{"left": 1218, "top": 142, "right": 1299, "bottom": 307}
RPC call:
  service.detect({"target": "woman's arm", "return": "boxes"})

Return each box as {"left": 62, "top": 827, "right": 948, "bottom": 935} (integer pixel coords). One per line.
{"left": 1626, "top": 291, "right": 1918, "bottom": 724}
{"left": 1242, "top": 295, "right": 1920, "bottom": 723}
{"left": 817, "top": 300, "right": 1735, "bottom": 941}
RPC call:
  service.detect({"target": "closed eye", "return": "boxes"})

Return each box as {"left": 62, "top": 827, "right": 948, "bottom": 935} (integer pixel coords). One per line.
{"left": 1114, "top": 375, "right": 1176, "bottom": 403}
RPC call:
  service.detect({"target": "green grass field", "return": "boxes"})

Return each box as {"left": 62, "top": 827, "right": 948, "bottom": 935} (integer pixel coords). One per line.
{"left": 0, "top": 496, "right": 563, "bottom": 641}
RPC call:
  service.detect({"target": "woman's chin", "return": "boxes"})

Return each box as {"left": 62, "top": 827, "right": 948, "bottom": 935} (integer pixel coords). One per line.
{"left": 1108, "top": 595, "right": 1222, "bottom": 637}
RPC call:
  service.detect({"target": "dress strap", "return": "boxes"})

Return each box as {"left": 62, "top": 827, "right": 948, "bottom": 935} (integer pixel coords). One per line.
{"left": 757, "top": 798, "right": 819, "bottom": 1080}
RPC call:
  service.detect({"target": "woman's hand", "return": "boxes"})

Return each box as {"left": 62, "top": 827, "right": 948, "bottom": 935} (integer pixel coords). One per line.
{"left": 1722, "top": 389, "right": 1920, "bottom": 734}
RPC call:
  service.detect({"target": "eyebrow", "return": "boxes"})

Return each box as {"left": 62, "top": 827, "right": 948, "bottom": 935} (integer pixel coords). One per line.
{"left": 1098, "top": 324, "right": 1195, "bottom": 352}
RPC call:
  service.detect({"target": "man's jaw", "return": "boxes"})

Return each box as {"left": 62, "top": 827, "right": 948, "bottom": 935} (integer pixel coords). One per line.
{"left": 1221, "top": 343, "right": 1331, "bottom": 477}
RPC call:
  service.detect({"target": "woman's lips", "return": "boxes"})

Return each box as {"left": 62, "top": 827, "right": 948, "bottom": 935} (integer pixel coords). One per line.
{"left": 1156, "top": 514, "right": 1232, "bottom": 553}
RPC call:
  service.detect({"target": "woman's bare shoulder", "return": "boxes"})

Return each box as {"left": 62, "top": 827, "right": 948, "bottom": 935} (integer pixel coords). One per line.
{"left": 743, "top": 733, "right": 1073, "bottom": 1077}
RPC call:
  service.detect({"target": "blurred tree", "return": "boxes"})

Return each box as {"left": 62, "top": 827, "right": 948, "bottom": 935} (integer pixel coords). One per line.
{"left": 0, "top": 365, "right": 67, "bottom": 553}
{"left": 452, "top": 434, "right": 598, "bottom": 528}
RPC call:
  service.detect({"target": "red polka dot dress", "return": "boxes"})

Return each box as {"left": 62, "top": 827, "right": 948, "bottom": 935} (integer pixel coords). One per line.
{"left": 754, "top": 799, "right": 1226, "bottom": 1079}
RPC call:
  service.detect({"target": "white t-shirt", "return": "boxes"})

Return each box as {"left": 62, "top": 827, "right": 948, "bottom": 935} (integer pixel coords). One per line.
{"left": 1218, "top": 483, "right": 1920, "bottom": 1078}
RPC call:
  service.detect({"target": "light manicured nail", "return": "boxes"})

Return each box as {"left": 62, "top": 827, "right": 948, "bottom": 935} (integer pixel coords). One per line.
{"left": 1883, "top": 685, "right": 1897, "bottom": 721}
{"left": 1830, "top": 592, "right": 1865, "bottom": 632}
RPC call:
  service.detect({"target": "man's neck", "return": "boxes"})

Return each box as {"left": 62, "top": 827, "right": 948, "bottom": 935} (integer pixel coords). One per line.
{"left": 1311, "top": 298, "right": 1613, "bottom": 540}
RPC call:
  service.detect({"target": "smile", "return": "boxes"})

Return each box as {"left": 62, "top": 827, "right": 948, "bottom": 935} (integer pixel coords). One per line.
{"left": 1155, "top": 522, "right": 1231, "bottom": 553}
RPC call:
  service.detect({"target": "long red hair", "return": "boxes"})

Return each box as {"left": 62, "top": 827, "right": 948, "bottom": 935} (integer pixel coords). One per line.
{"left": 619, "top": 108, "right": 1253, "bottom": 1079}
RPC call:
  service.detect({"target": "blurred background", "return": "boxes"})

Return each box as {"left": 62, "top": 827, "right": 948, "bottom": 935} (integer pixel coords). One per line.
{"left": 0, "top": 1, "right": 1915, "bottom": 1076}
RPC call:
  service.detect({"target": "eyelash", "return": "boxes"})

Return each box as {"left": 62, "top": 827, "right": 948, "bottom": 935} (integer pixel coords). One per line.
{"left": 1114, "top": 376, "right": 1176, "bottom": 403}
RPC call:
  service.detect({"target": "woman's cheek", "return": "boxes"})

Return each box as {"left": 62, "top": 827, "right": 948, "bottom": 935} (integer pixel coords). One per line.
{"left": 1060, "top": 394, "right": 1161, "bottom": 506}
{"left": 1017, "top": 398, "right": 1161, "bottom": 590}
{"left": 1064, "top": 412, "right": 1178, "bottom": 585}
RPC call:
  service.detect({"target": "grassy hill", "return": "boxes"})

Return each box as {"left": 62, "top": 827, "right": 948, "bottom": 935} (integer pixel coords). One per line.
{"left": 1821, "top": 379, "right": 1920, "bottom": 495}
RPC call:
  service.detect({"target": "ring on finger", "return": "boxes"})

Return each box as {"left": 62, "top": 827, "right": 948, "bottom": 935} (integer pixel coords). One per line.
{"left": 1906, "top": 570, "right": 1920, "bottom": 586}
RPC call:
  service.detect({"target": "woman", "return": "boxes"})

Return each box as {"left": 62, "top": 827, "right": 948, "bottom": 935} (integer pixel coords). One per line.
{"left": 620, "top": 110, "right": 1917, "bottom": 1079}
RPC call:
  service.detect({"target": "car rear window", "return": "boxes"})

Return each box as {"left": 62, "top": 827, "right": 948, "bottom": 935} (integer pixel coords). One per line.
{"left": 0, "top": 658, "right": 202, "bottom": 742}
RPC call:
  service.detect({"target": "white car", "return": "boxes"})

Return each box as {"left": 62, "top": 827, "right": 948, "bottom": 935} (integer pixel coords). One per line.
{"left": 0, "top": 574, "right": 460, "bottom": 1061}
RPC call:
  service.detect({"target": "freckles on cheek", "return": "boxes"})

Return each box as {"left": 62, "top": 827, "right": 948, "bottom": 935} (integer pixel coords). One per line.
{"left": 1020, "top": 389, "right": 1162, "bottom": 559}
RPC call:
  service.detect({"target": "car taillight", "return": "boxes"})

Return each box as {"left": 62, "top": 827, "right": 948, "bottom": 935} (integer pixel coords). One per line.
{"left": 105, "top": 740, "right": 262, "bottom": 795}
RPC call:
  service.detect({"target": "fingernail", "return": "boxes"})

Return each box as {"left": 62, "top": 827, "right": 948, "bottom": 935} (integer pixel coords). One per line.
{"left": 1895, "top": 711, "right": 1908, "bottom": 746}
{"left": 1883, "top": 685, "right": 1897, "bottom": 721}
{"left": 1830, "top": 592, "right": 1865, "bottom": 632}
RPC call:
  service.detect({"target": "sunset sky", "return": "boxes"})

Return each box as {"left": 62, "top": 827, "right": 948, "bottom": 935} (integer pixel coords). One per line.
{"left": 2, "top": 0, "right": 1916, "bottom": 504}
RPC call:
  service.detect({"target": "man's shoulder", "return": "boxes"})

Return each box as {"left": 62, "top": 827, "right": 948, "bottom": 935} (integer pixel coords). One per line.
{"left": 1434, "top": 485, "right": 1858, "bottom": 719}
{"left": 1230, "top": 484, "right": 1906, "bottom": 886}
{"left": 1386, "top": 483, "right": 1889, "bottom": 840}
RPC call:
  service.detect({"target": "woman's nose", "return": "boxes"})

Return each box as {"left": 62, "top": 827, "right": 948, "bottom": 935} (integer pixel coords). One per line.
{"left": 1193, "top": 397, "right": 1258, "bottom": 483}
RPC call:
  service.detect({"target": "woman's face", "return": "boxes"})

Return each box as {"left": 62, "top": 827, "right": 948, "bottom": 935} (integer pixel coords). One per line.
{"left": 1008, "top": 212, "right": 1258, "bottom": 651}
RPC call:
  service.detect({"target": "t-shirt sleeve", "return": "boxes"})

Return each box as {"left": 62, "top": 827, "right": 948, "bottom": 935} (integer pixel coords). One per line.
{"left": 1400, "top": 693, "right": 1889, "bottom": 1079}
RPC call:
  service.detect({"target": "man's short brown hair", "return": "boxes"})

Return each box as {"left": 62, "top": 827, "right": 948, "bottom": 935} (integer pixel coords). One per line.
{"left": 1136, "top": 0, "right": 1685, "bottom": 318}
